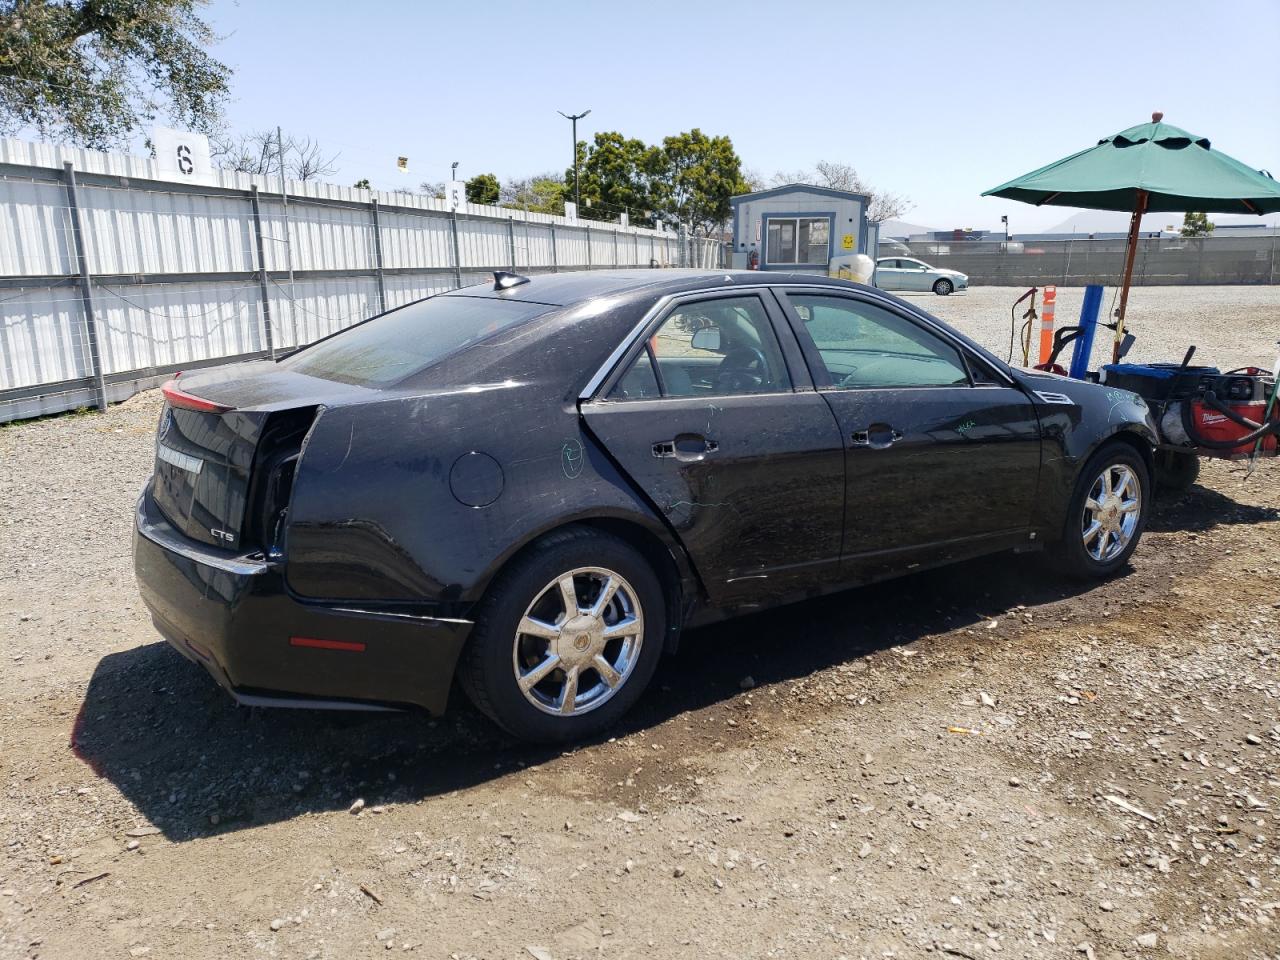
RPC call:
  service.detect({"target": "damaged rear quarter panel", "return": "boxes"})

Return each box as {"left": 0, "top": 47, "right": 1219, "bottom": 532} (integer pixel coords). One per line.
{"left": 284, "top": 377, "right": 681, "bottom": 609}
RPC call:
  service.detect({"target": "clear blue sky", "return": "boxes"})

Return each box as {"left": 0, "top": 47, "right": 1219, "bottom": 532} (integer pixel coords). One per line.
{"left": 202, "top": 0, "right": 1280, "bottom": 231}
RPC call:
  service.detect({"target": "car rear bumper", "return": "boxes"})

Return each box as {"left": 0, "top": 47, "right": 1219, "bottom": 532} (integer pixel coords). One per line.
{"left": 133, "top": 489, "right": 471, "bottom": 714}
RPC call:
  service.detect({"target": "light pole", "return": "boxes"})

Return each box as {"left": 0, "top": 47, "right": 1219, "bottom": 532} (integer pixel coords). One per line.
{"left": 451, "top": 161, "right": 459, "bottom": 183}
{"left": 1001, "top": 214, "right": 1009, "bottom": 243}
{"left": 558, "top": 109, "right": 591, "bottom": 211}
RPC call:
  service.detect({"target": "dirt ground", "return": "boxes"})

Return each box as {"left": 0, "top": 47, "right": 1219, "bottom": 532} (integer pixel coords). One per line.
{"left": 1, "top": 285, "right": 1278, "bottom": 960}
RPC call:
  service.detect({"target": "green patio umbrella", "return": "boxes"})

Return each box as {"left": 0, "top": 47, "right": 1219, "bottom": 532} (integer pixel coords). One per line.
{"left": 983, "top": 112, "right": 1280, "bottom": 362}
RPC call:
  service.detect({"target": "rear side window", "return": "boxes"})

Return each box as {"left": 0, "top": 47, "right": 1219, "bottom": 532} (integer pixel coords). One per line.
{"left": 611, "top": 351, "right": 661, "bottom": 400}
{"left": 283, "top": 295, "right": 554, "bottom": 387}
{"left": 609, "top": 295, "right": 792, "bottom": 400}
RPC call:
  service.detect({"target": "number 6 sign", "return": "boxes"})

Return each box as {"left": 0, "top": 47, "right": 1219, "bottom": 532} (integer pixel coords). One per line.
{"left": 153, "top": 127, "right": 213, "bottom": 182}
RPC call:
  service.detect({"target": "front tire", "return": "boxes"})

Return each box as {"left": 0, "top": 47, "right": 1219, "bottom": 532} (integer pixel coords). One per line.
{"left": 458, "top": 527, "right": 666, "bottom": 743}
{"left": 933, "top": 278, "right": 954, "bottom": 296}
{"left": 1049, "top": 444, "right": 1150, "bottom": 579}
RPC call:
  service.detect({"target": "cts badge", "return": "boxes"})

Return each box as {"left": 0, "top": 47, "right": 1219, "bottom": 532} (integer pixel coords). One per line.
{"left": 209, "top": 528, "right": 235, "bottom": 543}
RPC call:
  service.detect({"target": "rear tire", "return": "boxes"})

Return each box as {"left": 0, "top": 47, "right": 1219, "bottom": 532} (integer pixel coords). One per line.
{"left": 933, "top": 278, "right": 954, "bottom": 296}
{"left": 457, "top": 527, "right": 665, "bottom": 743}
{"left": 1048, "top": 443, "right": 1150, "bottom": 579}
{"left": 1155, "top": 449, "right": 1200, "bottom": 493}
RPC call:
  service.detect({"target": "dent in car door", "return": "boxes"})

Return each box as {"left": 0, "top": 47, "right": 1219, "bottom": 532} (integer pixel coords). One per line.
{"left": 580, "top": 292, "right": 846, "bottom": 608}
{"left": 779, "top": 291, "right": 1042, "bottom": 581}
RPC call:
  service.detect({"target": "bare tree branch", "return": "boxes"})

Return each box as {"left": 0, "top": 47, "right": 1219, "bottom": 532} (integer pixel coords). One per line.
{"left": 768, "top": 161, "right": 911, "bottom": 223}
{"left": 209, "top": 128, "right": 339, "bottom": 181}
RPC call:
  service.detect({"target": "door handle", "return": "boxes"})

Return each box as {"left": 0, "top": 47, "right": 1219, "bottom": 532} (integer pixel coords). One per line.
{"left": 653, "top": 435, "right": 719, "bottom": 460}
{"left": 851, "top": 424, "right": 903, "bottom": 450}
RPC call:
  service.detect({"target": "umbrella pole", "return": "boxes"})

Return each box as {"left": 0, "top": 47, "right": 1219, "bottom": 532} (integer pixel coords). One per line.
{"left": 1112, "top": 188, "right": 1149, "bottom": 363}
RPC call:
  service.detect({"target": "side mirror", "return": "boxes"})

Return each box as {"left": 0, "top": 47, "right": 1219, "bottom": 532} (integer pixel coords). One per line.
{"left": 691, "top": 327, "right": 722, "bottom": 352}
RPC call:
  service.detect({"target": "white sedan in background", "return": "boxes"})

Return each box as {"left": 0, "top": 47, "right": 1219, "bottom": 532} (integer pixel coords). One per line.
{"left": 874, "top": 257, "right": 968, "bottom": 296}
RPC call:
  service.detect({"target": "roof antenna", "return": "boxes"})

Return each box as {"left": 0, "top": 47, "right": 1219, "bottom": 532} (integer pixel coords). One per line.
{"left": 493, "top": 271, "right": 530, "bottom": 291}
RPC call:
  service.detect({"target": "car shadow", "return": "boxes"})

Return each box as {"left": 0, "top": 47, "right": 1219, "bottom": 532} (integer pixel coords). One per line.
{"left": 1149, "top": 481, "right": 1280, "bottom": 533}
{"left": 72, "top": 552, "right": 1105, "bottom": 841}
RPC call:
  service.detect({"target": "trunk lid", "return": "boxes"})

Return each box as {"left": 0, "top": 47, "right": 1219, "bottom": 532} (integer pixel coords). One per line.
{"left": 152, "top": 401, "right": 267, "bottom": 550}
{"left": 149, "top": 363, "right": 371, "bottom": 552}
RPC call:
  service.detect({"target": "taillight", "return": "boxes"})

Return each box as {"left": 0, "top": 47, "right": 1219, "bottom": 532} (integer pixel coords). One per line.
{"left": 161, "top": 379, "right": 231, "bottom": 414}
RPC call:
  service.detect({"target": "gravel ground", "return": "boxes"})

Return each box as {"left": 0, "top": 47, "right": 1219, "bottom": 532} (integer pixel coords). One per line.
{"left": 1, "top": 285, "right": 1279, "bottom": 960}
{"left": 900, "top": 284, "right": 1280, "bottom": 373}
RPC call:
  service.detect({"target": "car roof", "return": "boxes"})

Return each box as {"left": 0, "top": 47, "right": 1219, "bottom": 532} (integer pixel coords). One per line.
{"left": 440, "top": 269, "right": 868, "bottom": 308}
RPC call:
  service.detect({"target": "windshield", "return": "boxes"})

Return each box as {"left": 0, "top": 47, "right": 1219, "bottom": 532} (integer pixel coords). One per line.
{"left": 283, "top": 295, "right": 555, "bottom": 387}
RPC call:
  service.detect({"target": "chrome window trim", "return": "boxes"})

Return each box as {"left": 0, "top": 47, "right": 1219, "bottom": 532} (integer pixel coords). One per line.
{"left": 578, "top": 281, "right": 1018, "bottom": 402}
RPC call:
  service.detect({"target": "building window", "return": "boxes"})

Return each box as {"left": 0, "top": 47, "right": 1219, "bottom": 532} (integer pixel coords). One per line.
{"left": 766, "top": 217, "right": 830, "bottom": 266}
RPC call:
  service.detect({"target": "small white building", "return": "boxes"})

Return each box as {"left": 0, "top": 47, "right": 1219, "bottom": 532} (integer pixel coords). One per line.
{"left": 729, "top": 184, "right": 873, "bottom": 273}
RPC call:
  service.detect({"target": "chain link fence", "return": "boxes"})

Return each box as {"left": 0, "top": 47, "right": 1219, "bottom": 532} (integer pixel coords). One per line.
{"left": 892, "top": 234, "right": 1280, "bottom": 287}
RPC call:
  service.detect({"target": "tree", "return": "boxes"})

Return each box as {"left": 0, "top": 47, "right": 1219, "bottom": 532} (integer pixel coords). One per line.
{"left": 740, "top": 166, "right": 768, "bottom": 193}
{"left": 0, "top": 0, "right": 230, "bottom": 147}
{"left": 500, "top": 173, "right": 565, "bottom": 215}
{"left": 658, "top": 129, "right": 749, "bottom": 235}
{"left": 492, "top": 125, "right": 749, "bottom": 231}
{"left": 352, "top": 178, "right": 371, "bottom": 190}
{"left": 570, "top": 131, "right": 665, "bottom": 225}
{"left": 465, "top": 172, "right": 500, "bottom": 205}
{"left": 210, "top": 129, "right": 339, "bottom": 182}
{"left": 287, "top": 137, "right": 338, "bottom": 181}
{"left": 1181, "top": 211, "right": 1214, "bottom": 237}
{"left": 769, "top": 160, "right": 910, "bottom": 223}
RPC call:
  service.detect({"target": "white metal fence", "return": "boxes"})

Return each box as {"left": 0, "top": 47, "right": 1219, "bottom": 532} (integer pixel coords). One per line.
{"left": 0, "top": 137, "right": 725, "bottom": 422}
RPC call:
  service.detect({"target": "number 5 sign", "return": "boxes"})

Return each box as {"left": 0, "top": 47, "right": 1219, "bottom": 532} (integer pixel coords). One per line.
{"left": 153, "top": 127, "right": 213, "bottom": 182}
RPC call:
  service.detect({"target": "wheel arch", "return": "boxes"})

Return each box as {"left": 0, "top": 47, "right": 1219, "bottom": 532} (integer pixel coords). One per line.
{"left": 464, "top": 512, "right": 701, "bottom": 654}
{"left": 1088, "top": 426, "right": 1156, "bottom": 483}
{"left": 1047, "top": 427, "right": 1154, "bottom": 577}
{"left": 1038, "top": 425, "right": 1156, "bottom": 545}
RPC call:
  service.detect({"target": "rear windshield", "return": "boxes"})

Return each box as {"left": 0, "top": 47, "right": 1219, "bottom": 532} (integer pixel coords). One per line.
{"left": 283, "top": 295, "right": 554, "bottom": 387}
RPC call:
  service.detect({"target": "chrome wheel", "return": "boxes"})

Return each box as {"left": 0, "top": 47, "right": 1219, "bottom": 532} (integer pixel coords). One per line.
{"left": 512, "top": 567, "right": 644, "bottom": 717}
{"left": 1082, "top": 463, "right": 1141, "bottom": 562}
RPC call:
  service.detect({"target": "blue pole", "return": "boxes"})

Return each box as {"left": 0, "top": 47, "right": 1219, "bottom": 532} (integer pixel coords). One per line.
{"left": 1069, "top": 284, "right": 1105, "bottom": 380}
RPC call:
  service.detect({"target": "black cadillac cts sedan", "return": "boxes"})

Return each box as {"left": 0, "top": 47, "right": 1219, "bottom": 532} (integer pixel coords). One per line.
{"left": 135, "top": 270, "right": 1157, "bottom": 741}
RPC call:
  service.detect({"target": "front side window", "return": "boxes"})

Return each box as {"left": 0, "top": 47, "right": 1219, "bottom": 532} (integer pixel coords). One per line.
{"left": 765, "top": 217, "right": 830, "bottom": 266}
{"left": 609, "top": 296, "right": 792, "bottom": 399}
{"left": 788, "top": 294, "right": 970, "bottom": 389}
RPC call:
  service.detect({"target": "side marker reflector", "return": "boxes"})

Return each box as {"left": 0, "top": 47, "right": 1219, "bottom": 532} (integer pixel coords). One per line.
{"left": 289, "top": 636, "right": 366, "bottom": 652}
